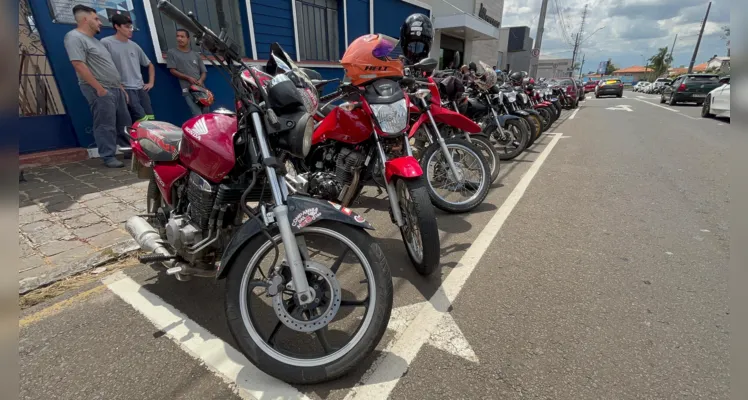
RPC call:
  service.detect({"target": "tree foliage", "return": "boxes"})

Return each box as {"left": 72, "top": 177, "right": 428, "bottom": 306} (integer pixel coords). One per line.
{"left": 605, "top": 58, "right": 617, "bottom": 75}
{"left": 647, "top": 47, "right": 673, "bottom": 78}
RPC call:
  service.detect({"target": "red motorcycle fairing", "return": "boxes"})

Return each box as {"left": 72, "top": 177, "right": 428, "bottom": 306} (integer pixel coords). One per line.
{"left": 384, "top": 156, "right": 423, "bottom": 183}
{"left": 179, "top": 113, "right": 238, "bottom": 183}
{"left": 152, "top": 162, "right": 189, "bottom": 205}
{"left": 408, "top": 103, "right": 482, "bottom": 137}
{"left": 313, "top": 106, "right": 374, "bottom": 145}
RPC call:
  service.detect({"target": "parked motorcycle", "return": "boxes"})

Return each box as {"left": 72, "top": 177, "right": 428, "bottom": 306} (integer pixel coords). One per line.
{"left": 286, "top": 34, "right": 441, "bottom": 276}
{"left": 401, "top": 58, "right": 492, "bottom": 213}
{"left": 128, "top": 1, "right": 393, "bottom": 384}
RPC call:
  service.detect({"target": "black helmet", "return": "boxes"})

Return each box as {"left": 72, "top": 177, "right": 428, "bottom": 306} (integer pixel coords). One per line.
{"left": 468, "top": 62, "right": 477, "bottom": 72}
{"left": 509, "top": 71, "right": 523, "bottom": 84}
{"left": 400, "top": 14, "right": 433, "bottom": 63}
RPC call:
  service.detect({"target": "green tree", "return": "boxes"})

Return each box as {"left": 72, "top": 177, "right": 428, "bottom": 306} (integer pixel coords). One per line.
{"left": 647, "top": 47, "right": 673, "bottom": 78}
{"left": 605, "top": 59, "right": 617, "bottom": 75}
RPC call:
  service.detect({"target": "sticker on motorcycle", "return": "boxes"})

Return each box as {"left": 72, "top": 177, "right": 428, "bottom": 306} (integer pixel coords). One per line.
{"left": 354, "top": 214, "right": 366, "bottom": 223}
{"left": 327, "top": 201, "right": 353, "bottom": 215}
{"left": 292, "top": 207, "right": 321, "bottom": 229}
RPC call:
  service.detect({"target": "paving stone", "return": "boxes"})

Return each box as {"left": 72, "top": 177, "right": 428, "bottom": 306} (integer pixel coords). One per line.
{"left": 19, "top": 204, "right": 43, "bottom": 216}
{"left": 74, "top": 223, "right": 115, "bottom": 239}
{"left": 76, "top": 191, "right": 103, "bottom": 201}
{"left": 65, "top": 213, "right": 103, "bottom": 229}
{"left": 36, "top": 195, "right": 74, "bottom": 209}
{"left": 55, "top": 207, "right": 89, "bottom": 221}
{"left": 38, "top": 239, "right": 85, "bottom": 257}
{"left": 19, "top": 259, "right": 53, "bottom": 280}
{"left": 20, "top": 239, "right": 36, "bottom": 258}
{"left": 20, "top": 220, "right": 53, "bottom": 233}
{"left": 102, "top": 206, "right": 138, "bottom": 223}
{"left": 45, "top": 199, "right": 81, "bottom": 213}
{"left": 47, "top": 244, "right": 96, "bottom": 267}
{"left": 21, "top": 185, "right": 60, "bottom": 197}
{"left": 18, "top": 212, "right": 49, "bottom": 225}
{"left": 61, "top": 185, "right": 101, "bottom": 198}
{"left": 87, "top": 229, "right": 130, "bottom": 248}
{"left": 82, "top": 196, "right": 118, "bottom": 208}
{"left": 25, "top": 221, "right": 72, "bottom": 244}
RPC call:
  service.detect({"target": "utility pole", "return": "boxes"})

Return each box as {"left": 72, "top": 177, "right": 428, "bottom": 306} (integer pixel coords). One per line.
{"left": 529, "top": 0, "right": 550, "bottom": 77}
{"left": 570, "top": 4, "right": 589, "bottom": 78}
{"left": 578, "top": 53, "right": 585, "bottom": 79}
{"left": 688, "top": 2, "right": 711, "bottom": 73}
{"left": 668, "top": 34, "right": 678, "bottom": 66}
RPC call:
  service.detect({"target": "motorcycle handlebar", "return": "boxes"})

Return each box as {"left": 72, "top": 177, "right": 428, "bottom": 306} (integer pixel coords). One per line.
{"left": 157, "top": 0, "right": 202, "bottom": 38}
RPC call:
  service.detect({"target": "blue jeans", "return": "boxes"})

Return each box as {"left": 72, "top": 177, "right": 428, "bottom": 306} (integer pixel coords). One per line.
{"left": 80, "top": 84, "right": 132, "bottom": 161}
{"left": 183, "top": 92, "right": 210, "bottom": 117}
{"left": 125, "top": 88, "right": 154, "bottom": 122}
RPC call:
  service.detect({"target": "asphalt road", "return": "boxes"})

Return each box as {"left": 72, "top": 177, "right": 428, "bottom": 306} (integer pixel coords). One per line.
{"left": 20, "top": 91, "right": 731, "bottom": 400}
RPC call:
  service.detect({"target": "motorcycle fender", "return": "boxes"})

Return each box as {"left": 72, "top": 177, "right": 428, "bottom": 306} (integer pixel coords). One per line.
{"left": 498, "top": 114, "right": 521, "bottom": 127}
{"left": 512, "top": 110, "right": 529, "bottom": 117}
{"left": 523, "top": 109, "right": 541, "bottom": 116}
{"left": 385, "top": 156, "right": 423, "bottom": 183}
{"left": 216, "top": 195, "right": 373, "bottom": 279}
{"left": 429, "top": 105, "right": 482, "bottom": 133}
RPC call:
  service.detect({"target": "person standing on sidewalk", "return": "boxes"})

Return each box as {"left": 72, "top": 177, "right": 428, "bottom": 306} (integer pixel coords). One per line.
{"left": 166, "top": 29, "right": 209, "bottom": 116}
{"left": 102, "top": 13, "right": 155, "bottom": 123}
{"left": 64, "top": 4, "right": 131, "bottom": 168}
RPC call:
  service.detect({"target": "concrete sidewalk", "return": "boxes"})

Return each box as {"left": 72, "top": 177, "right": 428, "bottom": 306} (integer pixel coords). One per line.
{"left": 19, "top": 157, "right": 145, "bottom": 294}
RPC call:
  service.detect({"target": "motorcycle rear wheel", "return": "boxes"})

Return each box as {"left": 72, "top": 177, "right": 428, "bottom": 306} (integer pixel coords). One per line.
{"left": 537, "top": 108, "right": 552, "bottom": 131}
{"left": 488, "top": 119, "right": 529, "bottom": 160}
{"left": 224, "top": 221, "right": 393, "bottom": 384}
{"left": 395, "top": 177, "right": 441, "bottom": 275}
{"left": 420, "top": 138, "right": 491, "bottom": 213}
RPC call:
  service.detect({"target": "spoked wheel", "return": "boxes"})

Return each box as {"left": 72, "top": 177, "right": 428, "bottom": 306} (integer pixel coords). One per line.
{"left": 225, "top": 221, "right": 393, "bottom": 384}
{"left": 537, "top": 108, "right": 552, "bottom": 131}
{"left": 465, "top": 134, "right": 500, "bottom": 184}
{"left": 487, "top": 119, "right": 529, "bottom": 160}
{"left": 394, "top": 177, "right": 441, "bottom": 275}
{"left": 420, "top": 138, "right": 490, "bottom": 213}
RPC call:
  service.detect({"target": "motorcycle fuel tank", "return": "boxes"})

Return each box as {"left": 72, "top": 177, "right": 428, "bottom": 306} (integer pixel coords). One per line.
{"left": 313, "top": 107, "right": 374, "bottom": 145}
{"left": 179, "top": 113, "right": 238, "bottom": 183}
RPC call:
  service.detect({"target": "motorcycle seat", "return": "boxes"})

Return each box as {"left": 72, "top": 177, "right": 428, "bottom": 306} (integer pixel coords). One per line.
{"left": 134, "top": 121, "right": 182, "bottom": 162}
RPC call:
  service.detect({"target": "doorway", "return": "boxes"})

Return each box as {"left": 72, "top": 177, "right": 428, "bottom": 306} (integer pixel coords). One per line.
{"left": 439, "top": 34, "right": 464, "bottom": 70}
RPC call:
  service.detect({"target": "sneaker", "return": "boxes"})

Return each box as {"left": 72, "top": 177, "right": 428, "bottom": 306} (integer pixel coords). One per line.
{"left": 104, "top": 158, "right": 125, "bottom": 168}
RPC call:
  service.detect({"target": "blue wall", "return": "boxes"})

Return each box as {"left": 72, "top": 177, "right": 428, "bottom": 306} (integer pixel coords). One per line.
{"left": 24, "top": 0, "right": 423, "bottom": 153}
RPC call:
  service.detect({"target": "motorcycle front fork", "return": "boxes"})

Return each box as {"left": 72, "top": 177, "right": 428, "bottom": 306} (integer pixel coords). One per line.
{"left": 374, "top": 135, "right": 405, "bottom": 227}
{"left": 422, "top": 99, "right": 463, "bottom": 182}
{"left": 251, "top": 113, "right": 314, "bottom": 306}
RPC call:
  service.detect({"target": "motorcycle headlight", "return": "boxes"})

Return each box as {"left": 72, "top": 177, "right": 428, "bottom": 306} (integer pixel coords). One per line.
{"left": 370, "top": 99, "right": 408, "bottom": 135}
{"left": 519, "top": 93, "right": 528, "bottom": 102}
{"left": 505, "top": 92, "right": 517, "bottom": 103}
{"left": 278, "top": 111, "right": 313, "bottom": 158}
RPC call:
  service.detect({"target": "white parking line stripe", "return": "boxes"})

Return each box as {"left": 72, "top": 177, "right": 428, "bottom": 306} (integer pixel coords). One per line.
{"left": 634, "top": 98, "right": 680, "bottom": 112}
{"left": 344, "top": 133, "right": 565, "bottom": 400}
{"left": 103, "top": 272, "right": 311, "bottom": 400}
{"left": 679, "top": 113, "right": 701, "bottom": 120}
{"left": 569, "top": 108, "right": 580, "bottom": 119}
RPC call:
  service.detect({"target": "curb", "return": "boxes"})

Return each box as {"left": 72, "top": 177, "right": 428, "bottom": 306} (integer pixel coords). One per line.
{"left": 19, "top": 239, "right": 140, "bottom": 295}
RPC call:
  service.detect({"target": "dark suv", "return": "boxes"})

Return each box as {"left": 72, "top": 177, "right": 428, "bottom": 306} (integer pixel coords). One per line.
{"left": 661, "top": 74, "right": 722, "bottom": 105}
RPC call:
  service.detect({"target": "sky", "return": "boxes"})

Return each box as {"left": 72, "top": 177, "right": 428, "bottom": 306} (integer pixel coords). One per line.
{"left": 500, "top": 0, "right": 730, "bottom": 72}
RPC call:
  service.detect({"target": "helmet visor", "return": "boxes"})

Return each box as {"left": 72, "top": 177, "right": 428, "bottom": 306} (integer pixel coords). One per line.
{"left": 372, "top": 35, "right": 400, "bottom": 60}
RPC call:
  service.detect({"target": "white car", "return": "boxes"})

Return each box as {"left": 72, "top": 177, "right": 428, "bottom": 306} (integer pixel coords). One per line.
{"left": 633, "top": 82, "right": 649, "bottom": 92}
{"left": 702, "top": 81, "right": 730, "bottom": 118}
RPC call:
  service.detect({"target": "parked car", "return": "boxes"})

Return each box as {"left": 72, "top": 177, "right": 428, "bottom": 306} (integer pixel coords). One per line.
{"left": 702, "top": 81, "right": 730, "bottom": 118}
{"left": 595, "top": 79, "right": 624, "bottom": 98}
{"left": 583, "top": 80, "right": 598, "bottom": 92}
{"left": 550, "top": 78, "right": 579, "bottom": 107}
{"left": 633, "top": 81, "right": 649, "bottom": 92}
{"left": 660, "top": 74, "right": 722, "bottom": 105}
{"left": 575, "top": 79, "right": 586, "bottom": 100}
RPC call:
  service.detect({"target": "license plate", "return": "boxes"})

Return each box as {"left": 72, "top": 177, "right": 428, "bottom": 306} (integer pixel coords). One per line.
{"left": 693, "top": 93, "right": 706, "bottom": 98}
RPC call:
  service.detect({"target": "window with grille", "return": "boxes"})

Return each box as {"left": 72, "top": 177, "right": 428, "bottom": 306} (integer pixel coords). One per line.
{"left": 149, "top": 0, "right": 246, "bottom": 57}
{"left": 295, "top": 0, "right": 339, "bottom": 61}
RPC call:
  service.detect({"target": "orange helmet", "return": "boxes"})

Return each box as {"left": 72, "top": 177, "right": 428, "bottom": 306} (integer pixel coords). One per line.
{"left": 341, "top": 34, "right": 404, "bottom": 86}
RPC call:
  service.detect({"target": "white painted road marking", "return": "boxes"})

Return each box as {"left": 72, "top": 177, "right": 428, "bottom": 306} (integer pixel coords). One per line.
{"left": 103, "top": 272, "right": 311, "bottom": 400}
{"left": 569, "top": 108, "right": 580, "bottom": 119}
{"left": 635, "top": 98, "right": 680, "bottom": 112}
{"left": 606, "top": 104, "right": 633, "bottom": 112}
{"left": 343, "top": 132, "right": 565, "bottom": 400}
{"left": 679, "top": 113, "right": 701, "bottom": 121}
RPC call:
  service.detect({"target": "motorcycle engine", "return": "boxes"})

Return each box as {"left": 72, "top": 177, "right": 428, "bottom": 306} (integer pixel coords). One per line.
{"left": 165, "top": 172, "right": 214, "bottom": 252}
{"left": 304, "top": 147, "right": 365, "bottom": 203}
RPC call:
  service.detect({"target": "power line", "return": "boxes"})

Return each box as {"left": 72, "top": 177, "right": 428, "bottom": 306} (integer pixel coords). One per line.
{"left": 552, "top": 0, "right": 575, "bottom": 46}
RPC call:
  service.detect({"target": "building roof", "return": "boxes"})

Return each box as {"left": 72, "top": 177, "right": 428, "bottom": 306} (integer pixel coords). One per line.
{"left": 668, "top": 63, "right": 710, "bottom": 76}
{"left": 612, "top": 65, "right": 649, "bottom": 74}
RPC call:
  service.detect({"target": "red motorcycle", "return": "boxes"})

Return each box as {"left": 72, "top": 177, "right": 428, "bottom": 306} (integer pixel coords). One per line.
{"left": 401, "top": 58, "right": 492, "bottom": 213}
{"left": 285, "top": 34, "right": 441, "bottom": 276}
{"left": 127, "top": 1, "right": 393, "bottom": 384}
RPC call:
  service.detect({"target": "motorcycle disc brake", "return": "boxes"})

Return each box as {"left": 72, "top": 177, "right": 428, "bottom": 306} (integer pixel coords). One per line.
{"left": 272, "top": 261, "right": 342, "bottom": 333}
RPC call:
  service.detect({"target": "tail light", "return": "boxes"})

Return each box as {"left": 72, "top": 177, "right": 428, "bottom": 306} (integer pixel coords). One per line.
{"left": 619, "top": 83, "right": 624, "bottom": 88}
{"left": 677, "top": 83, "right": 686, "bottom": 92}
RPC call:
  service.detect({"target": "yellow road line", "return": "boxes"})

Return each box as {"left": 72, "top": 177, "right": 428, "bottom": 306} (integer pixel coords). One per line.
{"left": 19, "top": 285, "right": 107, "bottom": 329}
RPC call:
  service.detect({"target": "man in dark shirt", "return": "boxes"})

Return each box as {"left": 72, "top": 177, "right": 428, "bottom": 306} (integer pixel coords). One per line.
{"left": 166, "top": 29, "right": 209, "bottom": 116}
{"left": 64, "top": 4, "right": 131, "bottom": 168}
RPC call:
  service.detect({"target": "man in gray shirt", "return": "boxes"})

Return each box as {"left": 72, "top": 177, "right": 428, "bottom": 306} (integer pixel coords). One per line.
{"left": 166, "top": 29, "right": 209, "bottom": 116}
{"left": 102, "top": 13, "right": 155, "bottom": 123}
{"left": 64, "top": 4, "right": 130, "bottom": 168}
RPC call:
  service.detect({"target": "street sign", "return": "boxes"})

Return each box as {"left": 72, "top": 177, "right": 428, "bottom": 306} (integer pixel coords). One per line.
{"left": 531, "top": 49, "right": 540, "bottom": 58}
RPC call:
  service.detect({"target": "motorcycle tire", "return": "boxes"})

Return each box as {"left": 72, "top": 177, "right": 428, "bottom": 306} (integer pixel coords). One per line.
{"left": 537, "top": 108, "right": 552, "bottom": 132}
{"left": 395, "top": 177, "right": 441, "bottom": 275}
{"left": 466, "top": 133, "right": 500, "bottom": 184}
{"left": 224, "top": 221, "right": 394, "bottom": 384}
{"left": 487, "top": 119, "right": 529, "bottom": 161}
{"left": 420, "top": 137, "right": 491, "bottom": 214}
{"left": 525, "top": 114, "right": 542, "bottom": 145}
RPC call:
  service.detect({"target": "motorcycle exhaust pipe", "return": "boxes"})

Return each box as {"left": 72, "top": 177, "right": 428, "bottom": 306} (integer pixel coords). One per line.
{"left": 125, "top": 216, "right": 175, "bottom": 264}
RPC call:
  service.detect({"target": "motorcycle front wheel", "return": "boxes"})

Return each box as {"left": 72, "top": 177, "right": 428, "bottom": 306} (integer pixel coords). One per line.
{"left": 488, "top": 119, "right": 529, "bottom": 160}
{"left": 466, "top": 133, "right": 500, "bottom": 184}
{"left": 395, "top": 177, "right": 441, "bottom": 275}
{"left": 537, "top": 108, "right": 552, "bottom": 131}
{"left": 524, "top": 115, "right": 542, "bottom": 145}
{"left": 224, "top": 221, "right": 393, "bottom": 384}
{"left": 420, "top": 137, "right": 491, "bottom": 213}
